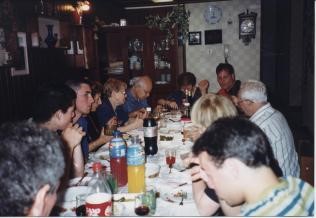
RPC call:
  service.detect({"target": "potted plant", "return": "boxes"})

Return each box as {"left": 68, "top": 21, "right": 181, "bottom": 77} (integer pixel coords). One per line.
{"left": 145, "top": 5, "right": 190, "bottom": 45}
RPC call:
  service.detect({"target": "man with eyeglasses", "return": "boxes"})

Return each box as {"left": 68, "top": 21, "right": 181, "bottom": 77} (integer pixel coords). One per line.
{"left": 236, "top": 80, "right": 300, "bottom": 177}
{"left": 66, "top": 79, "right": 94, "bottom": 162}
{"left": 123, "top": 75, "right": 153, "bottom": 118}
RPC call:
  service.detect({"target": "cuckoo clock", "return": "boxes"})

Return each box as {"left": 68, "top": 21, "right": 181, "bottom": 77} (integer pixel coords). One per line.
{"left": 238, "top": 10, "right": 257, "bottom": 45}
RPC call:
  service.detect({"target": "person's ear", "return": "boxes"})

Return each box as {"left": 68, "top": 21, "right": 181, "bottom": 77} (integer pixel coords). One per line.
{"left": 28, "top": 184, "right": 50, "bottom": 216}
{"left": 232, "top": 74, "right": 236, "bottom": 80}
{"left": 223, "top": 158, "right": 240, "bottom": 179}
{"left": 55, "top": 110, "right": 63, "bottom": 120}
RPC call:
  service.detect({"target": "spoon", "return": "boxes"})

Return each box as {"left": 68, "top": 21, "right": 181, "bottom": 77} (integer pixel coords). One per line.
{"left": 76, "top": 172, "right": 88, "bottom": 186}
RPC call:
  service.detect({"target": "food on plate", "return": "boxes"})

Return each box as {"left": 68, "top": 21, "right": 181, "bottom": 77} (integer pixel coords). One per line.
{"left": 160, "top": 135, "right": 173, "bottom": 141}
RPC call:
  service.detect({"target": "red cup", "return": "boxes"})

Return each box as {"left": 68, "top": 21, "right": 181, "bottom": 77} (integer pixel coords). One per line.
{"left": 85, "top": 193, "right": 112, "bottom": 216}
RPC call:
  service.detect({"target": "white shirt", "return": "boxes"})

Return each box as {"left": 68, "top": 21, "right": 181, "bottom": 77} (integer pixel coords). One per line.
{"left": 250, "top": 103, "right": 300, "bottom": 177}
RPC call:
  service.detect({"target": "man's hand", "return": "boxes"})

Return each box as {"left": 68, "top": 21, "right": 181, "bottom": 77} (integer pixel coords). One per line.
{"left": 61, "top": 123, "right": 86, "bottom": 150}
{"left": 198, "top": 80, "right": 209, "bottom": 95}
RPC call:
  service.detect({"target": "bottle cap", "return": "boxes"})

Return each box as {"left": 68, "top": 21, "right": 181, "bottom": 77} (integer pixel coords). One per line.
{"left": 92, "top": 162, "right": 102, "bottom": 172}
{"left": 146, "top": 107, "right": 152, "bottom": 112}
{"left": 184, "top": 102, "right": 190, "bottom": 106}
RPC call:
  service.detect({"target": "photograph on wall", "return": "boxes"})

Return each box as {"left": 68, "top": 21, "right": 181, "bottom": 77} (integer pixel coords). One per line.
{"left": 188, "top": 31, "right": 202, "bottom": 45}
{"left": 11, "top": 32, "right": 29, "bottom": 76}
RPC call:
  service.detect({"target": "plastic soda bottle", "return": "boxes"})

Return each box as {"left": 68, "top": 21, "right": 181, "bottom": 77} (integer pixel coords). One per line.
{"left": 109, "top": 130, "right": 127, "bottom": 187}
{"left": 127, "top": 135, "right": 145, "bottom": 193}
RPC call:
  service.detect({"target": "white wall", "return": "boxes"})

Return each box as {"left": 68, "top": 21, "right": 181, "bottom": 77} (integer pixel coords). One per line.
{"left": 185, "top": 0, "right": 261, "bottom": 93}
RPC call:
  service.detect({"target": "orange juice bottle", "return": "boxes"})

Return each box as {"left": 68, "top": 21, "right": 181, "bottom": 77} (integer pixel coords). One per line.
{"left": 127, "top": 135, "right": 145, "bottom": 193}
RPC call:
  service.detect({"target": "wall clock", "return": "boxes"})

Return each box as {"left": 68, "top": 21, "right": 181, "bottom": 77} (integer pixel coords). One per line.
{"left": 204, "top": 5, "right": 222, "bottom": 24}
{"left": 238, "top": 10, "right": 257, "bottom": 45}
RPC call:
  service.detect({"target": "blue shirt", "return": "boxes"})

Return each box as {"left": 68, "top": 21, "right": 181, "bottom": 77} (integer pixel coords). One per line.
{"left": 122, "top": 89, "right": 149, "bottom": 113}
{"left": 167, "top": 89, "right": 202, "bottom": 107}
{"left": 76, "top": 116, "right": 89, "bottom": 162}
{"left": 96, "top": 97, "right": 128, "bottom": 128}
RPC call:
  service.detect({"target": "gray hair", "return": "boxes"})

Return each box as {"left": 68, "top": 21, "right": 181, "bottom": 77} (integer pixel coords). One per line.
{"left": 239, "top": 80, "right": 267, "bottom": 103}
{"left": 129, "top": 76, "right": 142, "bottom": 87}
{"left": 0, "top": 120, "right": 65, "bottom": 215}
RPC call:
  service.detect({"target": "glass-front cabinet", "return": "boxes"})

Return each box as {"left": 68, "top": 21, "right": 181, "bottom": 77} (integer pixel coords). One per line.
{"left": 98, "top": 25, "right": 182, "bottom": 106}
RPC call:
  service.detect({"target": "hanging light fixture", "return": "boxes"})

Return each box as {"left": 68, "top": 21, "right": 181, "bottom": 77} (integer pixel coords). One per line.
{"left": 152, "top": 0, "right": 174, "bottom": 3}
{"left": 76, "top": 1, "right": 90, "bottom": 24}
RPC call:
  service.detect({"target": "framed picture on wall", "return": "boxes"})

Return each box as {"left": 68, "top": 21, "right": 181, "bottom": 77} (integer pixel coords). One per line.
{"left": 11, "top": 32, "right": 29, "bottom": 76}
{"left": 188, "top": 31, "right": 202, "bottom": 45}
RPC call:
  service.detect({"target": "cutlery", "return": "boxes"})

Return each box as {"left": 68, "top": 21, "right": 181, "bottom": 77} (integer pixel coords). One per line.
{"left": 113, "top": 197, "right": 135, "bottom": 202}
{"left": 178, "top": 182, "right": 188, "bottom": 187}
{"left": 75, "top": 172, "right": 88, "bottom": 186}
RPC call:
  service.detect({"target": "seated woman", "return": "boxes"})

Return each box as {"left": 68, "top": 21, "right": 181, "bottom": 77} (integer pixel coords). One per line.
{"left": 157, "top": 72, "right": 209, "bottom": 109}
{"left": 87, "top": 81, "right": 113, "bottom": 152}
{"left": 183, "top": 93, "right": 239, "bottom": 216}
{"left": 96, "top": 78, "right": 143, "bottom": 133}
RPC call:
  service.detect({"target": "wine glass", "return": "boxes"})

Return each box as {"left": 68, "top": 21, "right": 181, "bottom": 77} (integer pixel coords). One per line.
{"left": 165, "top": 149, "right": 176, "bottom": 173}
{"left": 134, "top": 194, "right": 150, "bottom": 216}
{"left": 75, "top": 194, "right": 87, "bottom": 216}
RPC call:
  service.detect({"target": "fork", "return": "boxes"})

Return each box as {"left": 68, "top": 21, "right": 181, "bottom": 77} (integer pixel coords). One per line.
{"left": 179, "top": 192, "right": 187, "bottom": 205}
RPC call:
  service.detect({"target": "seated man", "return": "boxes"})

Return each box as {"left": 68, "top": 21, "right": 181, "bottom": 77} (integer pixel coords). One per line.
{"left": 215, "top": 63, "right": 241, "bottom": 98}
{"left": 32, "top": 83, "right": 85, "bottom": 178}
{"left": 158, "top": 72, "right": 209, "bottom": 109}
{"left": 0, "top": 120, "right": 65, "bottom": 216}
{"left": 123, "top": 75, "right": 152, "bottom": 117}
{"left": 236, "top": 80, "right": 300, "bottom": 177}
{"left": 192, "top": 117, "right": 314, "bottom": 216}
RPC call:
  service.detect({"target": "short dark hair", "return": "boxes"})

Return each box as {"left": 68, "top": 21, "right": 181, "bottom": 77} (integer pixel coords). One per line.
{"left": 65, "top": 78, "right": 91, "bottom": 92}
{"left": 32, "top": 83, "right": 76, "bottom": 123}
{"left": 0, "top": 120, "right": 65, "bottom": 215}
{"left": 216, "top": 63, "right": 235, "bottom": 75}
{"left": 90, "top": 80, "right": 103, "bottom": 97}
{"left": 177, "top": 72, "right": 197, "bottom": 87}
{"left": 192, "top": 117, "right": 283, "bottom": 176}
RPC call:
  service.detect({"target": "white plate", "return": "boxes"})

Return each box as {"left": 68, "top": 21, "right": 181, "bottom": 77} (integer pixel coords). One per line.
{"left": 161, "top": 185, "right": 193, "bottom": 203}
{"left": 145, "top": 163, "right": 161, "bottom": 178}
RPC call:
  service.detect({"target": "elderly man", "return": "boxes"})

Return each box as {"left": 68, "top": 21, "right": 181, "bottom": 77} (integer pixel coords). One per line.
{"left": 123, "top": 75, "right": 152, "bottom": 116}
{"left": 0, "top": 120, "right": 65, "bottom": 216}
{"left": 192, "top": 117, "right": 314, "bottom": 216}
{"left": 66, "top": 79, "right": 94, "bottom": 162}
{"left": 216, "top": 63, "right": 241, "bottom": 98}
{"left": 236, "top": 80, "right": 300, "bottom": 177}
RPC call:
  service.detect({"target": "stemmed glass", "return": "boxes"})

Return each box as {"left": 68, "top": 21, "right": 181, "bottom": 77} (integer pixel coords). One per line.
{"left": 165, "top": 149, "right": 176, "bottom": 173}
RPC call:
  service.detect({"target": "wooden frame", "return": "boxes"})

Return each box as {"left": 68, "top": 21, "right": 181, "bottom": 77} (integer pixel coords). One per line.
{"left": 188, "top": 31, "right": 201, "bottom": 45}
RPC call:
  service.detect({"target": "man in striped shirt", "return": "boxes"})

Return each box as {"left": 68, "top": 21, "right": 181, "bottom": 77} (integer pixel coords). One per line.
{"left": 192, "top": 117, "right": 314, "bottom": 216}
{"left": 236, "top": 80, "right": 300, "bottom": 177}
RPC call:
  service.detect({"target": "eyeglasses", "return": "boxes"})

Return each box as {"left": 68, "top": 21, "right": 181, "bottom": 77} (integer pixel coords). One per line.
{"left": 119, "top": 90, "right": 127, "bottom": 95}
{"left": 77, "top": 92, "right": 92, "bottom": 98}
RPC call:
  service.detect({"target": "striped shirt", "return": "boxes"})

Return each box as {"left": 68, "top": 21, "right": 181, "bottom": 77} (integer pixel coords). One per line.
{"left": 240, "top": 176, "right": 314, "bottom": 216}
{"left": 250, "top": 103, "right": 300, "bottom": 177}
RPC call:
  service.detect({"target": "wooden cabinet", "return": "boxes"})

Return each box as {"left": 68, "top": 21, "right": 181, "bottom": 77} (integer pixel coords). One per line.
{"left": 300, "top": 156, "right": 314, "bottom": 186}
{"left": 97, "top": 25, "right": 183, "bottom": 106}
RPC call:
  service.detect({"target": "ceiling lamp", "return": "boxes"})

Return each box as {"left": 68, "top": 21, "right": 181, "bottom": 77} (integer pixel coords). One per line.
{"left": 152, "top": 0, "right": 174, "bottom": 3}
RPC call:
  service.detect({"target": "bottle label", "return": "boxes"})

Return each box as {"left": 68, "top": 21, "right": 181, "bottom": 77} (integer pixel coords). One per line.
{"left": 110, "top": 138, "right": 126, "bottom": 158}
{"left": 127, "top": 145, "right": 145, "bottom": 165}
{"left": 144, "top": 126, "right": 157, "bottom": 137}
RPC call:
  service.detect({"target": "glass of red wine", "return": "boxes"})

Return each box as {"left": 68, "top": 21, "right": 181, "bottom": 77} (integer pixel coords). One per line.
{"left": 165, "top": 149, "right": 176, "bottom": 173}
{"left": 75, "top": 194, "right": 87, "bottom": 216}
{"left": 134, "top": 194, "right": 150, "bottom": 216}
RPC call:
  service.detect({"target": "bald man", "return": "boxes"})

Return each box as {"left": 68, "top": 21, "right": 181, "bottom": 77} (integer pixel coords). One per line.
{"left": 123, "top": 75, "right": 153, "bottom": 115}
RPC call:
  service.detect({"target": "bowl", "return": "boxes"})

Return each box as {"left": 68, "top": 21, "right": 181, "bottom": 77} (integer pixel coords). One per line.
{"left": 145, "top": 163, "right": 161, "bottom": 178}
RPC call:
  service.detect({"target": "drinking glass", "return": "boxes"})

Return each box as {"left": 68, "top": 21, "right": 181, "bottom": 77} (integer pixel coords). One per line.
{"left": 75, "top": 194, "right": 87, "bottom": 216}
{"left": 165, "top": 149, "right": 176, "bottom": 173}
{"left": 134, "top": 194, "right": 150, "bottom": 216}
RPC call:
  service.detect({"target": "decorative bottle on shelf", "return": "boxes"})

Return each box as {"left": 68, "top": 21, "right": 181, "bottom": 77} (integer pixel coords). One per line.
{"left": 109, "top": 130, "right": 127, "bottom": 187}
{"left": 44, "top": 25, "right": 57, "bottom": 48}
{"left": 143, "top": 107, "right": 158, "bottom": 155}
{"left": 127, "top": 135, "right": 145, "bottom": 193}
{"left": 85, "top": 162, "right": 112, "bottom": 216}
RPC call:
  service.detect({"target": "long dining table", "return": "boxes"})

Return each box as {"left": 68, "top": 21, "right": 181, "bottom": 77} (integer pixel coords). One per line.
{"left": 56, "top": 116, "right": 200, "bottom": 216}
